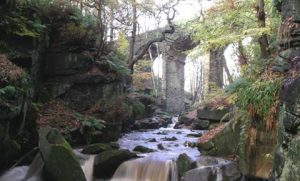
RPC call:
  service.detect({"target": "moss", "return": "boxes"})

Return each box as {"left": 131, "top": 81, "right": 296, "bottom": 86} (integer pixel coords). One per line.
{"left": 39, "top": 128, "right": 86, "bottom": 181}
{"left": 81, "top": 143, "right": 114, "bottom": 154}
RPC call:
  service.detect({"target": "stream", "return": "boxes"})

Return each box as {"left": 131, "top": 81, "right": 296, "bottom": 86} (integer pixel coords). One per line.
{"left": 0, "top": 117, "right": 240, "bottom": 181}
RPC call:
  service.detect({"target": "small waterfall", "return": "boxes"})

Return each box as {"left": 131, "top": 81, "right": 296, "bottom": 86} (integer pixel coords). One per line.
{"left": 0, "top": 152, "right": 95, "bottom": 181}
{"left": 167, "top": 117, "right": 178, "bottom": 128}
{"left": 111, "top": 158, "right": 178, "bottom": 181}
{"left": 81, "top": 155, "right": 95, "bottom": 181}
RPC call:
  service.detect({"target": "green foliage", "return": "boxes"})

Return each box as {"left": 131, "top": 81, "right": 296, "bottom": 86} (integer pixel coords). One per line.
{"left": 117, "top": 32, "right": 129, "bottom": 57}
{"left": 101, "top": 52, "right": 131, "bottom": 79}
{"left": 226, "top": 76, "right": 282, "bottom": 119}
{"left": 129, "top": 100, "right": 146, "bottom": 118}
{"left": 189, "top": 0, "right": 280, "bottom": 52}
{"left": 74, "top": 113, "right": 105, "bottom": 144}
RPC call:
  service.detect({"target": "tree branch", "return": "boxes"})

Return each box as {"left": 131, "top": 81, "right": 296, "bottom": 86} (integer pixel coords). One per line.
{"left": 129, "top": 0, "right": 179, "bottom": 69}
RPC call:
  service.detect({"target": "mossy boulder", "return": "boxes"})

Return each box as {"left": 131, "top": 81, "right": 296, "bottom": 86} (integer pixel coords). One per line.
{"left": 197, "top": 121, "right": 240, "bottom": 156}
{"left": 176, "top": 153, "right": 195, "bottom": 177}
{"left": 133, "top": 145, "right": 155, "bottom": 153}
{"left": 39, "top": 128, "right": 86, "bottom": 181}
{"left": 81, "top": 143, "right": 115, "bottom": 154}
{"left": 93, "top": 149, "right": 138, "bottom": 178}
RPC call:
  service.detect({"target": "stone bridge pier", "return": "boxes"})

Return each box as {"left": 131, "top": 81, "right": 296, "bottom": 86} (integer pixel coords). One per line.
{"left": 160, "top": 36, "right": 195, "bottom": 114}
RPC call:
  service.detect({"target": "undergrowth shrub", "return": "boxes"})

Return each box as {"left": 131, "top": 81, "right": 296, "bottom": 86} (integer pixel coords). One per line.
{"left": 225, "top": 75, "right": 282, "bottom": 128}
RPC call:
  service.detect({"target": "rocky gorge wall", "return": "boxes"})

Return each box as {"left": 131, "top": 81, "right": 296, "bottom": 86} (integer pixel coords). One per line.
{"left": 272, "top": 1, "right": 300, "bottom": 180}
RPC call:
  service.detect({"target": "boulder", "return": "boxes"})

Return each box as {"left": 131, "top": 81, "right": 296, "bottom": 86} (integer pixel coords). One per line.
{"left": 162, "top": 136, "right": 177, "bottom": 141}
{"left": 133, "top": 145, "right": 155, "bottom": 153}
{"left": 134, "top": 116, "right": 171, "bottom": 129}
{"left": 176, "top": 153, "right": 195, "bottom": 177}
{"left": 197, "top": 106, "right": 230, "bottom": 122}
{"left": 81, "top": 143, "right": 115, "bottom": 154}
{"left": 157, "top": 143, "right": 165, "bottom": 150}
{"left": 181, "top": 157, "right": 241, "bottom": 181}
{"left": 148, "top": 138, "right": 157, "bottom": 142}
{"left": 221, "top": 162, "right": 241, "bottom": 181}
{"left": 93, "top": 149, "right": 138, "bottom": 178}
{"left": 39, "top": 128, "right": 86, "bottom": 181}
{"left": 181, "top": 167, "right": 217, "bottom": 181}
{"left": 43, "top": 53, "right": 92, "bottom": 76}
{"left": 191, "top": 120, "right": 210, "bottom": 130}
{"left": 197, "top": 122, "right": 240, "bottom": 156}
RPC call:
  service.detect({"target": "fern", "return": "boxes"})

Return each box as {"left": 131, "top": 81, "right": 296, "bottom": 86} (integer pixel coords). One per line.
{"left": 225, "top": 77, "right": 281, "bottom": 119}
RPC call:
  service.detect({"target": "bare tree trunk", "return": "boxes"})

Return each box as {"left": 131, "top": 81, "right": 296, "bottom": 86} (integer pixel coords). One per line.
{"left": 256, "top": 0, "right": 270, "bottom": 59}
{"left": 127, "top": 0, "right": 179, "bottom": 73}
{"left": 127, "top": 0, "right": 137, "bottom": 73}
{"left": 95, "top": 0, "right": 105, "bottom": 58}
{"left": 109, "top": 5, "right": 114, "bottom": 42}
{"left": 80, "top": 0, "right": 83, "bottom": 13}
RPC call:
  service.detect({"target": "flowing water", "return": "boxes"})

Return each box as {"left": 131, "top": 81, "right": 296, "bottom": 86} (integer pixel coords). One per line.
{"left": 0, "top": 116, "right": 214, "bottom": 181}
{"left": 111, "top": 158, "right": 178, "bottom": 181}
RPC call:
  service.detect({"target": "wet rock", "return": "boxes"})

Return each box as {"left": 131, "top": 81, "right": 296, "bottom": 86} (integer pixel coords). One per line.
{"left": 181, "top": 167, "right": 217, "bottom": 181}
{"left": 81, "top": 143, "right": 115, "bottom": 154}
{"left": 174, "top": 111, "right": 197, "bottom": 129}
{"left": 162, "top": 136, "right": 177, "bottom": 141}
{"left": 39, "top": 128, "right": 86, "bottom": 181}
{"left": 133, "top": 116, "right": 172, "bottom": 130}
{"left": 148, "top": 138, "right": 157, "bottom": 142}
{"left": 93, "top": 149, "right": 138, "bottom": 178}
{"left": 133, "top": 145, "right": 155, "bottom": 153}
{"left": 221, "top": 162, "right": 241, "bottom": 181}
{"left": 176, "top": 131, "right": 182, "bottom": 134}
{"left": 176, "top": 153, "right": 195, "bottom": 177}
{"left": 156, "top": 131, "right": 168, "bottom": 135}
{"left": 109, "top": 142, "right": 120, "bottom": 149}
{"left": 157, "top": 143, "right": 165, "bottom": 150}
{"left": 196, "top": 156, "right": 219, "bottom": 166}
{"left": 186, "top": 133, "right": 203, "bottom": 138}
{"left": 181, "top": 159, "right": 241, "bottom": 181}
{"left": 191, "top": 120, "right": 210, "bottom": 130}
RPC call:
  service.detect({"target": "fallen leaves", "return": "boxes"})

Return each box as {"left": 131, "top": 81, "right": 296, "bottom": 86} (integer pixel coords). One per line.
{"left": 198, "top": 123, "right": 226, "bottom": 143}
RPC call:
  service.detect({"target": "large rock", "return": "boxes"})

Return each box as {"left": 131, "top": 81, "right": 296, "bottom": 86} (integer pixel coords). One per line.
{"left": 191, "top": 119, "right": 210, "bottom": 130}
{"left": 197, "top": 122, "right": 240, "bottom": 156}
{"left": 181, "top": 167, "right": 217, "bottom": 181}
{"left": 39, "top": 128, "right": 86, "bottom": 181}
{"left": 93, "top": 149, "right": 138, "bottom": 178}
{"left": 44, "top": 53, "right": 92, "bottom": 76}
{"left": 176, "top": 153, "right": 195, "bottom": 177}
{"left": 133, "top": 145, "right": 155, "bottom": 153}
{"left": 273, "top": 75, "right": 300, "bottom": 180}
{"left": 181, "top": 157, "right": 241, "bottom": 181}
{"left": 81, "top": 143, "right": 116, "bottom": 154}
{"left": 133, "top": 116, "right": 172, "bottom": 129}
{"left": 197, "top": 106, "right": 230, "bottom": 122}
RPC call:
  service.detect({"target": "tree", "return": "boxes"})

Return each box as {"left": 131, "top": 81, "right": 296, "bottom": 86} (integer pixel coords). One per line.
{"left": 255, "top": 0, "right": 270, "bottom": 59}
{"left": 126, "top": 0, "right": 180, "bottom": 73}
{"left": 190, "top": 0, "right": 275, "bottom": 59}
